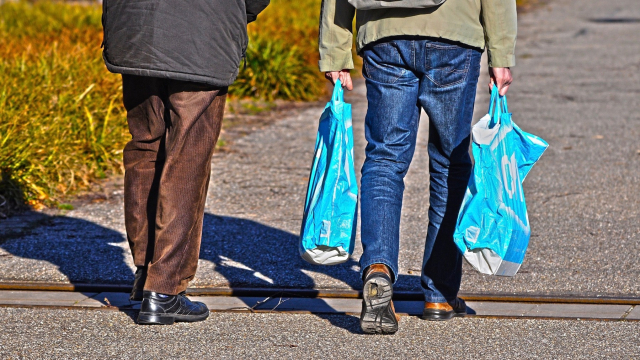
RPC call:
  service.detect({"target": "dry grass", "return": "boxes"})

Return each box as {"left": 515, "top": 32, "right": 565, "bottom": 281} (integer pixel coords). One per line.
{"left": 0, "top": 0, "right": 326, "bottom": 211}
{"left": 516, "top": 0, "right": 543, "bottom": 10}
{"left": 0, "top": 1, "right": 126, "bottom": 211}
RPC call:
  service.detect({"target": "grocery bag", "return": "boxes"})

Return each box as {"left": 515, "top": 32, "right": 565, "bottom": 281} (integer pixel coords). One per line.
{"left": 453, "top": 87, "right": 548, "bottom": 276}
{"left": 300, "top": 80, "right": 358, "bottom": 265}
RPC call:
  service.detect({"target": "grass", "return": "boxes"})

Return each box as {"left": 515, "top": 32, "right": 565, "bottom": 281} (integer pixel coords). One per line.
{"left": 234, "top": 0, "right": 326, "bottom": 100}
{"left": 0, "top": 0, "right": 326, "bottom": 211}
{"left": 0, "top": 1, "right": 126, "bottom": 210}
{"left": 232, "top": 35, "right": 322, "bottom": 101}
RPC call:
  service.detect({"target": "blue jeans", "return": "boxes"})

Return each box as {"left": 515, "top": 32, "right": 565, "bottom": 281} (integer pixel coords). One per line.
{"left": 358, "top": 38, "right": 482, "bottom": 303}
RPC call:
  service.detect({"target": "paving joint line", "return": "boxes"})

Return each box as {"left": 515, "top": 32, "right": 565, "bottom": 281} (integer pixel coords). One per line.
{"left": 1, "top": 301, "right": 638, "bottom": 322}
{"left": 0, "top": 287, "right": 638, "bottom": 321}
{"left": 0, "top": 282, "right": 639, "bottom": 305}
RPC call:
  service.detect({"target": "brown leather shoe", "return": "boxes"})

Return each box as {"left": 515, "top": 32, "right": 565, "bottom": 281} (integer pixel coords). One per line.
{"left": 360, "top": 264, "right": 400, "bottom": 334}
{"left": 422, "top": 297, "right": 467, "bottom": 321}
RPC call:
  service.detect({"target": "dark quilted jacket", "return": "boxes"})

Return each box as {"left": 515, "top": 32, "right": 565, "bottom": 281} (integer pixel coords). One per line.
{"left": 102, "top": 0, "right": 269, "bottom": 86}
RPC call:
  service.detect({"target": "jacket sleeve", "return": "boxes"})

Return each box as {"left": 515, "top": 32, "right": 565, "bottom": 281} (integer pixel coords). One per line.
{"left": 246, "top": 0, "right": 270, "bottom": 23}
{"left": 481, "top": 0, "right": 517, "bottom": 68}
{"left": 318, "top": 0, "right": 356, "bottom": 72}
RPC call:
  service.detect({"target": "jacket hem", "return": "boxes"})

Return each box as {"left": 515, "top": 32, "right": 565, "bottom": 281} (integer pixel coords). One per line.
{"left": 356, "top": 27, "right": 485, "bottom": 54}
{"left": 104, "top": 58, "right": 237, "bottom": 87}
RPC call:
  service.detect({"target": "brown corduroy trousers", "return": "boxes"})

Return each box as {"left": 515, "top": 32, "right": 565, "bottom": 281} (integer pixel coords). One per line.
{"left": 122, "top": 75, "right": 226, "bottom": 295}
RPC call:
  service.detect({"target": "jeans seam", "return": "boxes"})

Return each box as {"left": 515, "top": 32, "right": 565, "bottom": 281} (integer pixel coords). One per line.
{"left": 363, "top": 66, "right": 406, "bottom": 85}
{"left": 426, "top": 75, "right": 466, "bottom": 88}
{"left": 425, "top": 42, "right": 460, "bottom": 50}
{"left": 364, "top": 74, "right": 419, "bottom": 86}
{"left": 363, "top": 60, "right": 373, "bottom": 79}
{"left": 412, "top": 40, "right": 416, "bottom": 69}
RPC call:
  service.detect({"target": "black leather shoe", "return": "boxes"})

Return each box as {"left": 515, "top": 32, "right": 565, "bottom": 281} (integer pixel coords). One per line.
{"left": 137, "top": 291, "right": 209, "bottom": 325}
{"left": 422, "top": 297, "right": 467, "bottom": 321}
{"left": 360, "top": 264, "right": 400, "bottom": 334}
{"left": 129, "top": 266, "right": 147, "bottom": 301}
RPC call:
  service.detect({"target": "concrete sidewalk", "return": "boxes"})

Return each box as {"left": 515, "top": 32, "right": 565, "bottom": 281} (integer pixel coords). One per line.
{"left": 0, "top": 0, "right": 639, "bottom": 299}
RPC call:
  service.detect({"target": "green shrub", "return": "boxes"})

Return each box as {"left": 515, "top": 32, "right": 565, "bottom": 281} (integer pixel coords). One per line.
{"left": 232, "top": 36, "right": 321, "bottom": 101}
{"left": 231, "top": 0, "right": 325, "bottom": 99}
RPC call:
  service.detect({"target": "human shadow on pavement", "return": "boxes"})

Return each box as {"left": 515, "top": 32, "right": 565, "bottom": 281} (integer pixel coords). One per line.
{"left": 0, "top": 211, "right": 422, "bottom": 332}
{"left": 1, "top": 212, "right": 355, "bottom": 291}
{"left": 0, "top": 212, "right": 134, "bottom": 286}
{"left": 200, "top": 213, "right": 368, "bottom": 333}
{"left": 200, "top": 213, "right": 420, "bottom": 291}
{"left": 200, "top": 213, "right": 363, "bottom": 290}
{"left": 200, "top": 213, "right": 424, "bottom": 334}
{"left": 0, "top": 211, "right": 139, "bottom": 321}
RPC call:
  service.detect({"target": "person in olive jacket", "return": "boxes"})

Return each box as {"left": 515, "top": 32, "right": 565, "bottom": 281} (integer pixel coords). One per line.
{"left": 102, "top": 0, "right": 269, "bottom": 325}
{"left": 320, "top": 0, "right": 516, "bottom": 334}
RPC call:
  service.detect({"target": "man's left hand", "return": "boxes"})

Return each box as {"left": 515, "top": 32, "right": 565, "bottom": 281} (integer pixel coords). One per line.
{"left": 489, "top": 67, "right": 512, "bottom": 96}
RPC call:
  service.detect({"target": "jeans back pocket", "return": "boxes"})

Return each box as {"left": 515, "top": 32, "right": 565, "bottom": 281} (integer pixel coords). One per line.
{"left": 362, "top": 42, "right": 408, "bottom": 85}
{"left": 424, "top": 42, "right": 471, "bottom": 88}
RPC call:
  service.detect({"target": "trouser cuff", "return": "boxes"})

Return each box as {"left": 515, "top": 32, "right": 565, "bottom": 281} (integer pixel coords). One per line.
{"left": 143, "top": 273, "right": 191, "bottom": 296}
{"left": 359, "top": 258, "right": 398, "bottom": 284}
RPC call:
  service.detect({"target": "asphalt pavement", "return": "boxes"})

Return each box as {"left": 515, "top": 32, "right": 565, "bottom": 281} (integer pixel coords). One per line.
{"left": 1, "top": 0, "right": 639, "bottom": 298}
{"left": 0, "top": 307, "right": 638, "bottom": 358}
{"left": 0, "top": 0, "right": 639, "bottom": 357}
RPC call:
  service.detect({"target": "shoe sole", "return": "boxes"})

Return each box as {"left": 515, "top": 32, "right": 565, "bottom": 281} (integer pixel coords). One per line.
{"left": 360, "top": 275, "right": 398, "bottom": 334}
{"left": 137, "top": 310, "right": 210, "bottom": 325}
{"left": 422, "top": 310, "right": 466, "bottom": 321}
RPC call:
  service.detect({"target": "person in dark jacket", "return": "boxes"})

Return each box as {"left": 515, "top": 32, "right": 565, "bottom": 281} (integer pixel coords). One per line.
{"left": 102, "top": 0, "right": 269, "bottom": 325}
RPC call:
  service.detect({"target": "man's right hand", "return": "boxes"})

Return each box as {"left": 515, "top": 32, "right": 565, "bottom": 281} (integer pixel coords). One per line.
{"left": 325, "top": 70, "right": 353, "bottom": 91}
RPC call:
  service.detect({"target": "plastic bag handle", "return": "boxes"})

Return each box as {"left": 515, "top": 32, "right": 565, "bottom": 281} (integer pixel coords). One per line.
{"left": 488, "top": 86, "right": 501, "bottom": 126}
{"left": 332, "top": 79, "right": 344, "bottom": 103}
{"left": 488, "top": 86, "right": 509, "bottom": 126}
{"left": 500, "top": 91, "right": 509, "bottom": 114}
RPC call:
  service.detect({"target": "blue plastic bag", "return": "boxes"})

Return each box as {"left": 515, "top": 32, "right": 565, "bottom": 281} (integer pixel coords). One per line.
{"left": 453, "top": 87, "right": 548, "bottom": 276}
{"left": 300, "top": 80, "right": 358, "bottom": 265}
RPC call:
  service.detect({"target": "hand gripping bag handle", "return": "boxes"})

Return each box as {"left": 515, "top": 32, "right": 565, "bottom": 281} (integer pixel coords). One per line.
{"left": 328, "top": 80, "right": 347, "bottom": 125}
{"left": 332, "top": 79, "right": 344, "bottom": 104}
{"left": 488, "top": 86, "right": 509, "bottom": 127}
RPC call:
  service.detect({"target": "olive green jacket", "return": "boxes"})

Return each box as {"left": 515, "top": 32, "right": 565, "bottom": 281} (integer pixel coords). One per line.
{"left": 318, "top": 0, "right": 517, "bottom": 72}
